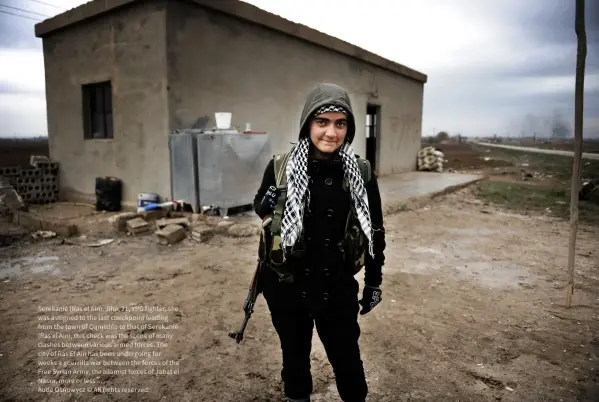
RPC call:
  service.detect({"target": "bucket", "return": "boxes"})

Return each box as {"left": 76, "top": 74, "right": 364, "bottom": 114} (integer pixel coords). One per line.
{"left": 138, "top": 192, "right": 159, "bottom": 208}
{"left": 215, "top": 112, "right": 232, "bottom": 129}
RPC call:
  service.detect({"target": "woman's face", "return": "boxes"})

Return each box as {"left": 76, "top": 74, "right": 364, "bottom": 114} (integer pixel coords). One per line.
{"left": 309, "top": 112, "right": 348, "bottom": 154}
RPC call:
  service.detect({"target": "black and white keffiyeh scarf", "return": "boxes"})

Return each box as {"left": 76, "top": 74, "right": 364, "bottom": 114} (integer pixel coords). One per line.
{"left": 280, "top": 105, "right": 374, "bottom": 260}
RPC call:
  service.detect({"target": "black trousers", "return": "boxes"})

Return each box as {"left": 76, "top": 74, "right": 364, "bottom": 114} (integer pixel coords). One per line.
{"left": 262, "top": 268, "right": 367, "bottom": 402}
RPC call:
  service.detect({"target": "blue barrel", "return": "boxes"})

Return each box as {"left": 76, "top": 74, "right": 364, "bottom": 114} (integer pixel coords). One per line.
{"left": 138, "top": 192, "right": 159, "bottom": 209}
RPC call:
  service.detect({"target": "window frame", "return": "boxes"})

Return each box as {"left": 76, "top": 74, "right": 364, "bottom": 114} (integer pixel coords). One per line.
{"left": 82, "top": 81, "right": 114, "bottom": 140}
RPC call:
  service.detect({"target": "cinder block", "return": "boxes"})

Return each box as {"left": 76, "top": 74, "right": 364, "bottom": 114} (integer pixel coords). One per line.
{"left": 30, "top": 155, "right": 49, "bottom": 164}
{"left": 0, "top": 166, "right": 21, "bottom": 177}
{"left": 21, "top": 168, "right": 42, "bottom": 178}
{"left": 111, "top": 212, "right": 141, "bottom": 231}
{"left": 214, "top": 220, "right": 235, "bottom": 234}
{"left": 227, "top": 223, "right": 260, "bottom": 238}
{"left": 3, "top": 163, "right": 59, "bottom": 206}
{"left": 40, "top": 176, "right": 56, "bottom": 185}
{"left": 190, "top": 225, "right": 213, "bottom": 243}
{"left": 190, "top": 213, "right": 207, "bottom": 224}
{"left": 156, "top": 217, "right": 190, "bottom": 230}
{"left": 140, "top": 209, "right": 169, "bottom": 221}
{"left": 126, "top": 217, "right": 150, "bottom": 235}
{"left": 155, "top": 224, "right": 186, "bottom": 245}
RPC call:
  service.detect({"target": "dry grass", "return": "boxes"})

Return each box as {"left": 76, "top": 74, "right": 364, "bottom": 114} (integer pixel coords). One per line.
{"left": 432, "top": 142, "right": 599, "bottom": 225}
{"left": 471, "top": 144, "right": 599, "bottom": 182}
{"left": 476, "top": 180, "right": 599, "bottom": 225}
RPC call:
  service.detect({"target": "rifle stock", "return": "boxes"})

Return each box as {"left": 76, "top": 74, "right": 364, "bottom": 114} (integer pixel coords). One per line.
{"left": 228, "top": 217, "right": 272, "bottom": 344}
{"left": 228, "top": 259, "right": 261, "bottom": 343}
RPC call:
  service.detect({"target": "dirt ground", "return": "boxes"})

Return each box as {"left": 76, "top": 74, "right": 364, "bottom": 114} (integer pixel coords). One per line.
{"left": 436, "top": 142, "right": 597, "bottom": 187}
{"left": 434, "top": 143, "right": 515, "bottom": 173}
{"left": 1, "top": 186, "right": 598, "bottom": 402}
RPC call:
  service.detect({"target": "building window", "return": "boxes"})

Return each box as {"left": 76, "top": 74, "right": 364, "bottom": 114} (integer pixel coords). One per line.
{"left": 82, "top": 81, "right": 114, "bottom": 139}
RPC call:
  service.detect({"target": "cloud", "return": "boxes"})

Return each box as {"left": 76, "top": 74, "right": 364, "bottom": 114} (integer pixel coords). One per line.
{"left": 419, "top": 0, "right": 599, "bottom": 137}
{"left": 0, "top": 92, "right": 47, "bottom": 137}
{"left": 0, "top": 48, "right": 46, "bottom": 93}
{"left": 0, "top": 47, "right": 47, "bottom": 137}
{"left": 0, "top": 0, "right": 598, "bottom": 138}
{"left": 243, "top": 0, "right": 599, "bottom": 137}
{"left": 499, "top": 74, "right": 599, "bottom": 97}
{"left": 0, "top": 0, "right": 75, "bottom": 138}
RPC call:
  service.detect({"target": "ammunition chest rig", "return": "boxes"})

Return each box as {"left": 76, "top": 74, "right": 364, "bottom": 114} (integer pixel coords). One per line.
{"left": 266, "top": 152, "right": 372, "bottom": 282}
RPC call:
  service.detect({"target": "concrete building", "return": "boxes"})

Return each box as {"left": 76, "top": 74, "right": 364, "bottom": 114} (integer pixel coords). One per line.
{"left": 35, "top": 0, "right": 427, "bottom": 207}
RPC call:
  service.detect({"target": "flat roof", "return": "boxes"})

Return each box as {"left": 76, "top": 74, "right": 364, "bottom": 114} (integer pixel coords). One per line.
{"left": 34, "top": 0, "right": 427, "bottom": 83}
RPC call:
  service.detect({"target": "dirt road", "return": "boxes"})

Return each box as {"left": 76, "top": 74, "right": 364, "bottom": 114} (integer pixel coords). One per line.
{"left": 1, "top": 186, "right": 598, "bottom": 402}
{"left": 476, "top": 142, "right": 599, "bottom": 160}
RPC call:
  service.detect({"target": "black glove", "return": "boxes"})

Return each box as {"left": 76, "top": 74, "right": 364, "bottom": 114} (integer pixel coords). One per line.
{"left": 258, "top": 185, "right": 279, "bottom": 217}
{"left": 359, "top": 286, "right": 382, "bottom": 315}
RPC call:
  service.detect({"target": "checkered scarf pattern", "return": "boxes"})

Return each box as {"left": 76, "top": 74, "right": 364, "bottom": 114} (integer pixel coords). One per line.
{"left": 338, "top": 141, "right": 374, "bottom": 258}
{"left": 280, "top": 105, "right": 374, "bottom": 259}
{"left": 313, "top": 104, "right": 347, "bottom": 115}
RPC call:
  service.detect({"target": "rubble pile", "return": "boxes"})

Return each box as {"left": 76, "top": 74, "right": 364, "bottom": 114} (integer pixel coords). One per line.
{"left": 110, "top": 211, "right": 260, "bottom": 245}
{"left": 417, "top": 146, "right": 445, "bottom": 172}
{"left": 0, "top": 176, "right": 26, "bottom": 214}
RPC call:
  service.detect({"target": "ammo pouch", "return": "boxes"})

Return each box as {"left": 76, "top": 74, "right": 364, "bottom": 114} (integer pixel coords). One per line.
{"left": 341, "top": 208, "right": 368, "bottom": 275}
{"left": 265, "top": 151, "right": 371, "bottom": 282}
{"left": 268, "top": 232, "right": 302, "bottom": 284}
{"left": 266, "top": 152, "right": 298, "bottom": 283}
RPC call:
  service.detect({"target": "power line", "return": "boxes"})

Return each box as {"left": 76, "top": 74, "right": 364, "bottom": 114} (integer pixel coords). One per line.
{"left": 0, "top": 3, "right": 51, "bottom": 17}
{"left": 0, "top": 9, "right": 42, "bottom": 21}
{"left": 26, "top": 0, "right": 63, "bottom": 9}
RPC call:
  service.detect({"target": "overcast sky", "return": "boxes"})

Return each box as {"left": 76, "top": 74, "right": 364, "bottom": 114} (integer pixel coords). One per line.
{"left": 0, "top": 0, "right": 597, "bottom": 138}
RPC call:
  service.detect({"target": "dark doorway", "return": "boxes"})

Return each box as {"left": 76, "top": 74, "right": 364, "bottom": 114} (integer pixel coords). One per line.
{"left": 366, "top": 104, "right": 380, "bottom": 173}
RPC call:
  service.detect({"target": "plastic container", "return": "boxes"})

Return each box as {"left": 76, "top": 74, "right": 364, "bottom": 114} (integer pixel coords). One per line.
{"left": 215, "top": 112, "right": 232, "bottom": 129}
{"left": 138, "top": 192, "right": 159, "bottom": 209}
{"left": 96, "top": 177, "right": 122, "bottom": 212}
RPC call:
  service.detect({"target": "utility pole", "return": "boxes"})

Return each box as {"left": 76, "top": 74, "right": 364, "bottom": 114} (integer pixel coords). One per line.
{"left": 566, "top": 0, "right": 586, "bottom": 308}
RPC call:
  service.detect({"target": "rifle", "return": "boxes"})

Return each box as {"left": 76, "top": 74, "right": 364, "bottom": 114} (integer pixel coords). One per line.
{"left": 228, "top": 217, "right": 272, "bottom": 344}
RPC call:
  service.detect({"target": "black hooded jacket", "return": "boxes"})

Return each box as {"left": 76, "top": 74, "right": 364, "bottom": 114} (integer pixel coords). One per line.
{"left": 253, "top": 83, "right": 385, "bottom": 289}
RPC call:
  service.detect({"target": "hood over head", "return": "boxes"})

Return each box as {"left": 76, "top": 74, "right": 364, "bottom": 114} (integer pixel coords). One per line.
{"left": 298, "top": 83, "right": 356, "bottom": 144}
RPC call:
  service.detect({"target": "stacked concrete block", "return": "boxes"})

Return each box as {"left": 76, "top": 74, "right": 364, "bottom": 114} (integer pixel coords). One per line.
{"left": 0, "top": 166, "right": 22, "bottom": 184}
{"left": 0, "top": 162, "right": 60, "bottom": 205}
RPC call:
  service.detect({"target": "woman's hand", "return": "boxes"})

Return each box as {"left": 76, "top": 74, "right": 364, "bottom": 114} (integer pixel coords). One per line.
{"left": 258, "top": 185, "right": 279, "bottom": 217}
{"left": 359, "top": 286, "right": 382, "bottom": 315}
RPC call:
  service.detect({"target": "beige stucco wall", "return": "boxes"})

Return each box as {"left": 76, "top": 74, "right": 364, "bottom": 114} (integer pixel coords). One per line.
{"left": 42, "top": 1, "right": 170, "bottom": 206}
{"left": 166, "top": 2, "right": 424, "bottom": 176}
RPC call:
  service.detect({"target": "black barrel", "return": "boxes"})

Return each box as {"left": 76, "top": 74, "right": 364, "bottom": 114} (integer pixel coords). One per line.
{"left": 95, "top": 176, "right": 122, "bottom": 212}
